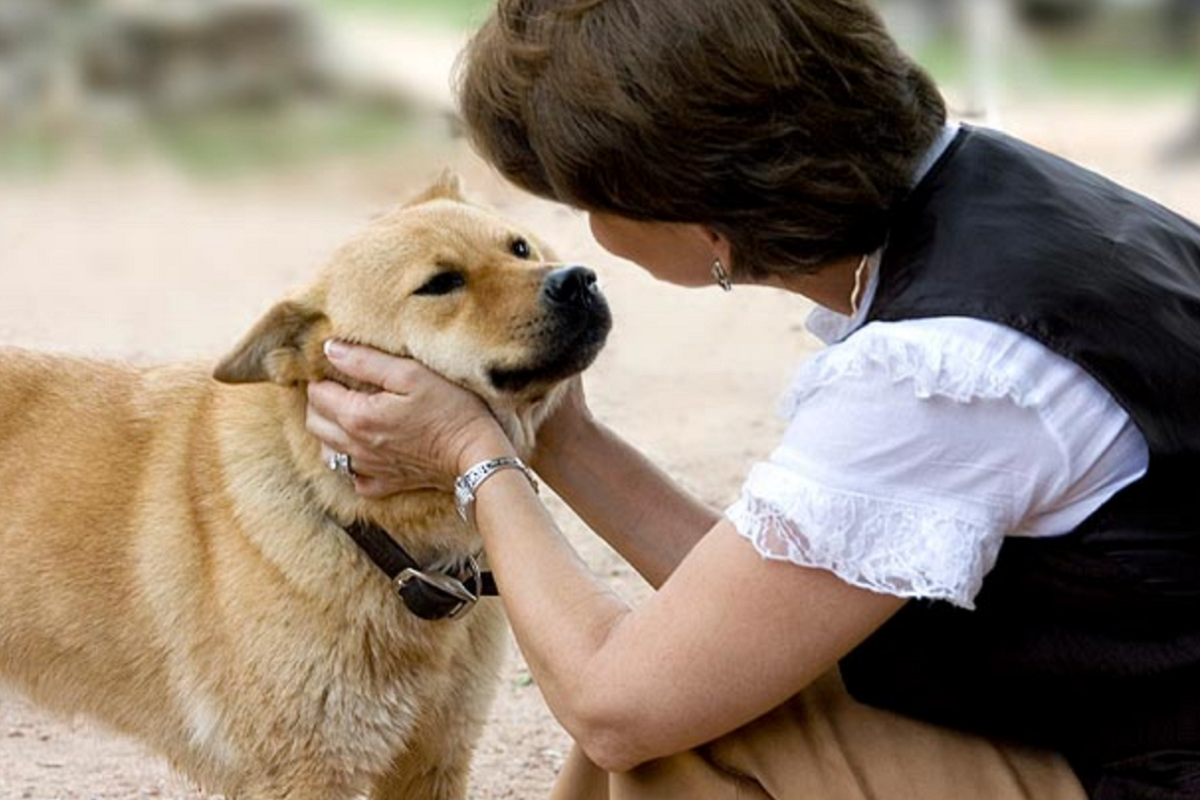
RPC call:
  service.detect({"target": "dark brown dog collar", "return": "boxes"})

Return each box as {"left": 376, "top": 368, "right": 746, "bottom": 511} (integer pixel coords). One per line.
{"left": 339, "top": 519, "right": 498, "bottom": 621}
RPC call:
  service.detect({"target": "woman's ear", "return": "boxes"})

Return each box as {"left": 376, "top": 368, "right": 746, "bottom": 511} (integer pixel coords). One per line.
{"left": 213, "top": 300, "right": 329, "bottom": 386}
{"left": 699, "top": 225, "right": 733, "bottom": 269}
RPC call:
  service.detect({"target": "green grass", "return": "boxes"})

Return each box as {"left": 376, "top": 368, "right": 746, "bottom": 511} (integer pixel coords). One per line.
{"left": 1032, "top": 51, "right": 1197, "bottom": 96}
{"left": 917, "top": 37, "right": 1198, "bottom": 99}
{"left": 0, "top": 103, "right": 421, "bottom": 179}
{"left": 0, "top": 133, "right": 64, "bottom": 177}
{"left": 147, "top": 104, "right": 415, "bottom": 176}
{"left": 316, "top": 0, "right": 493, "bottom": 28}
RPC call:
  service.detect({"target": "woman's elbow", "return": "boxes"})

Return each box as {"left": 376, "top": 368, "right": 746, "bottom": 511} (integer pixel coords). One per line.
{"left": 570, "top": 703, "right": 664, "bottom": 774}
{"left": 576, "top": 732, "right": 642, "bottom": 774}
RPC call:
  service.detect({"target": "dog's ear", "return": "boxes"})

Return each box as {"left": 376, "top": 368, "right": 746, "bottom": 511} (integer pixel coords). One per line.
{"left": 213, "top": 300, "right": 328, "bottom": 386}
{"left": 404, "top": 169, "right": 464, "bottom": 207}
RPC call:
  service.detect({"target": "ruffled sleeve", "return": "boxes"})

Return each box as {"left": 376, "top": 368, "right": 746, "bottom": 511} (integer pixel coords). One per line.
{"left": 726, "top": 464, "right": 1005, "bottom": 608}
{"left": 725, "top": 318, "right": 1084, "bottom": 610}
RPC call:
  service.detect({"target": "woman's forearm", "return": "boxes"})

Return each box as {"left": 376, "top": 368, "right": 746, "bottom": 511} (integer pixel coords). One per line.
{"left": 468, "top": 467, "right": 633, "bottom": 749}
{"left": 467, "top": 462, "right": 906, "bottom": 772}
{"left": 531, "top": 412, "right": 719, "bottom": 589}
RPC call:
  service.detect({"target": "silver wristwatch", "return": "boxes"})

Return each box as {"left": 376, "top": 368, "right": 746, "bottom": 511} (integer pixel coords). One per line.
{"left": 454, "top": 456, "right": 538, "bottom": 527}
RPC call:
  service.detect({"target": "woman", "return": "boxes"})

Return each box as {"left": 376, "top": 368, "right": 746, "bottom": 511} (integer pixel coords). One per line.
{"left": 306, "top": 1, "right": 1200, "bottom": 797}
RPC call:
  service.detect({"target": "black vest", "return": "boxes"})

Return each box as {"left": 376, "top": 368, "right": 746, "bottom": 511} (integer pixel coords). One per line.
{"left": 838, "top": 127, "right": 1200, "bottom": 800}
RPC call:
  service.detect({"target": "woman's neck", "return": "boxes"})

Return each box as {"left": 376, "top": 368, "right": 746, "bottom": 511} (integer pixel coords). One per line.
{"left": 764, "top": 253, "right": 868, "bottom": 315}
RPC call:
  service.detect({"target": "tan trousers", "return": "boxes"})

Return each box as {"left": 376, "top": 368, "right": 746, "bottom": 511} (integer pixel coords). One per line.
{"left": 548, "top": 671, "right": 1087, "bottom": 800}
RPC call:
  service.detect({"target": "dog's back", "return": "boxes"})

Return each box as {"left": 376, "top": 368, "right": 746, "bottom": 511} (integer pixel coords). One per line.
{"left": 0, "top": 350, "right": 211, "bottom": 757}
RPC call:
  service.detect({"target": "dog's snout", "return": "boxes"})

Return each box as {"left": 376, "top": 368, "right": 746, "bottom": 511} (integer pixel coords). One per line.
{"left": 543, "top": 266, "right": 599, "bottom": 308}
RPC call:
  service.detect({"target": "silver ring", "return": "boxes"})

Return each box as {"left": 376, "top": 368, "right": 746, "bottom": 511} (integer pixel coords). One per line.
{"left": 327, "top": 451, "right": 355, "bottom": 480}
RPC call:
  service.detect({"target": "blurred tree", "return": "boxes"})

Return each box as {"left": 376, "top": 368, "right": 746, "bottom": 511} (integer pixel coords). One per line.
{"left": 1166, "top": 0, "right": 1200, "bottom": 52}
{"left": 1162, "top": 0, "right": 1200, "bottom": 160}
{"left": 1015, "top": 0, "right": 1101, "bottom": 30}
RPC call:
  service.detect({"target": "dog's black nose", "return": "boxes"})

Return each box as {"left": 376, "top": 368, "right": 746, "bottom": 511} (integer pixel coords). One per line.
{"left": 543, "top": 266, "right": 599, "bottom": 308}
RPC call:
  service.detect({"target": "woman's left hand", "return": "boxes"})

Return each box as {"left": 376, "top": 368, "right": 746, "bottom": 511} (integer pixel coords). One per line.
{"left": 306, "top": 341, "right": 512, "bottom": 499}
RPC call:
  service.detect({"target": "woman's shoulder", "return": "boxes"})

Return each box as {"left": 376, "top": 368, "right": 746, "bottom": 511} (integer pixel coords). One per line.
{"left": 785, "top": 315, "right": 1080, "bottom": 419}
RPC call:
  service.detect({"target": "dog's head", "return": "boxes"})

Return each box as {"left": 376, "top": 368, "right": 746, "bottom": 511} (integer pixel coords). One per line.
{"left": 212, "top": 173, "right": 612, "bottom": 450}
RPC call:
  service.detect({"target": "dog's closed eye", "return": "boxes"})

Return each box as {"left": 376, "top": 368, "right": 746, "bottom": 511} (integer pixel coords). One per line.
{"left": 413, "top": 271, "right": 466, "bottom": 297}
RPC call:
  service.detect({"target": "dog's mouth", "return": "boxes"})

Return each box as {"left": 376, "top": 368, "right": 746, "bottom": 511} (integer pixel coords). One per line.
{"left": 488, "top": 287, "right": 612, "bottom": 395}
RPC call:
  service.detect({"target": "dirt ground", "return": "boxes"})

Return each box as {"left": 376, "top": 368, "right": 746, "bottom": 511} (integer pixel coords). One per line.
{"left": 1, "top": 39, "right": 1199, "bottom": 800}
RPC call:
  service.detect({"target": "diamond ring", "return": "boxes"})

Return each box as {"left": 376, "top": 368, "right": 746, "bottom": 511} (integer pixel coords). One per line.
{"left": 327, "top": 451, "right": 355, "bottom": 480}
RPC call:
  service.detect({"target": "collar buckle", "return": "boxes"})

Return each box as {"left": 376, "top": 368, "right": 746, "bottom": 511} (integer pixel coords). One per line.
{"left": 394, "top": 554, "right": 483, "bottom": 620}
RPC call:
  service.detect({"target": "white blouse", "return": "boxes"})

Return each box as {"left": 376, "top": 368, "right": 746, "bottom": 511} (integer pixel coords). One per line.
{"left": 725, "top": 249, "right": 1150, "bottom": 611}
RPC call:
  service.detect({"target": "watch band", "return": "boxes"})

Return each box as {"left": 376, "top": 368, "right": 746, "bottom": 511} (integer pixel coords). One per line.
{"left": 454, "top": 456, "right": 538, "bottom": 527}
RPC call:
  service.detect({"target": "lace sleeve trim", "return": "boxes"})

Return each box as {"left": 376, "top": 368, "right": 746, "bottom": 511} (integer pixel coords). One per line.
{"left": 726, "top": 463, "right": 1006, "bottom": 610}
{"left": 781, "top": 326, "right": 1037, "bottom": 420}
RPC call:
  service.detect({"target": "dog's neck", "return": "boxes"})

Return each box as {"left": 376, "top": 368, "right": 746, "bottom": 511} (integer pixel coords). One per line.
{"left": 262, "top": 357, "right": 558, "bottom": 544}
{"left": 208, "top": 366, "right": 563, "bottom": 598}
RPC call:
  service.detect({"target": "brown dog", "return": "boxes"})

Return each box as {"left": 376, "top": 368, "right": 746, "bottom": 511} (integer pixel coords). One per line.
{"left": 0, "top": 174, "right": 611, "bottom": 799}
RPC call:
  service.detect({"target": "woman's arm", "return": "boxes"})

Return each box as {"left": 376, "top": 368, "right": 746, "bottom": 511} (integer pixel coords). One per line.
{"left": 470, "top": 463, "right": 905, "bottom": 772}
{"left": 307, "top": 343, "right": 906, "bottom": 772}
{"left": 529, "top": 383, "right": 718, "bottom": 588}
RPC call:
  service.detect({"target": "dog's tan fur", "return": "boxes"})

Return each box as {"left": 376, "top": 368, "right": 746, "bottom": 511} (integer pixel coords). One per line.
{"left": 0, "top": 175, "right": 606, "bottom": 799}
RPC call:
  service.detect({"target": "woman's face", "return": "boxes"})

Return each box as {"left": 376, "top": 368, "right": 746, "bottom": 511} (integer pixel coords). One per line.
{"left": 588, "top": 213, "right": 727, "bottom": 288}
{"left": 588, "top": 211, "right": 867, "bottom": 311}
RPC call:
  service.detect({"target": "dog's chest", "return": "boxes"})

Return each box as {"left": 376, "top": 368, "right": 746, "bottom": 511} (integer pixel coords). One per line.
{"left": 304, "top": 598, "right": 507, "bottom": 767}
{"left": 186, "top": 593, "right": 506, "bottom": 785}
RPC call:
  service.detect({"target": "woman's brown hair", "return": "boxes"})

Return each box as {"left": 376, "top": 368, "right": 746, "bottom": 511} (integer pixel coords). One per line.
{"left": 456, "top": 0, "right": 946, "bottom": 278}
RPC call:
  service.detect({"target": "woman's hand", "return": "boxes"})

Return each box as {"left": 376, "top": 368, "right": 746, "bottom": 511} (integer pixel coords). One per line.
{"left": 306, "top": 341, "right": 513, "bottom": 499}
{"left": 528, "top": 375, "right": 594, "bottom": 475}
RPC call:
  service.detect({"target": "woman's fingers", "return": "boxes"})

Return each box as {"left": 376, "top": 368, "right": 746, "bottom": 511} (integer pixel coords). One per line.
{"left": 307, "top": 377, "right": 366, "bottom": 424}
{"left": 307, "top": 378, "right": 391, "bottom": 448}
{"left": 355, "top": 476, "right": 397, "bottom": 500}
{"left": 306, "top": 375, "right": 456, "bottom": 495}
{"left": 308, "top": 384, "right": 385, "bottom": 476}
{"left": 323, "top": 340, "right": 422, "bottom": 394}
{"left": 306, "top": 385, "right": 352, "bottom": 442}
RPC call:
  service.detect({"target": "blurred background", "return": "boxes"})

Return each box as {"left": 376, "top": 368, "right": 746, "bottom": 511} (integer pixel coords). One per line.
{"left": 1, "top": 0, "right": 1195, "bottom": 368}
{"left": 0, "top": 2, "right": 1197, "bottom": 799}
{"left": 0, "top": 0, "right": 475, "bottom": 176}
{"left": 0, "top": 0, "right": 1198, "bottom": 177}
